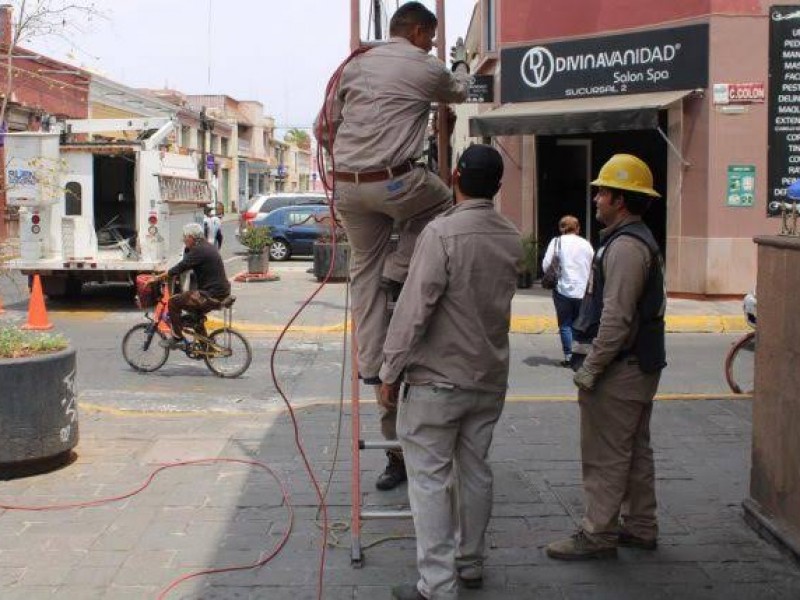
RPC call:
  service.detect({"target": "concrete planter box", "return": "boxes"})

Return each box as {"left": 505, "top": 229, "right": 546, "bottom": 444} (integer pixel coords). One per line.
{"left": 0, "top": 347, "right": 79, "bottom": 476}
{"left": 313, "top": 242, "right": 350, "bottom": 282}
{"left": 246, "top": 252, "right": 269, "bottom": 275}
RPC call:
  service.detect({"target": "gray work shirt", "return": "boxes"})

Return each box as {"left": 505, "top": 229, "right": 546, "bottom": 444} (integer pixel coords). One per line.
{"left": 379, "top": 199, "right": 522, "bottom": 392}
{"left": 321, "top": 37, "right": 469, "bottom": 171}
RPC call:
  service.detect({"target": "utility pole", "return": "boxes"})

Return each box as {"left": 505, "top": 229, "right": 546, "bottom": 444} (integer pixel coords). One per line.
{"left": 199, "top": 106, "right": 208, "bottom": 180}
{"left": 373, "top": 0, "right": 382, "bottom": 40}
{"left": 436, "top": 0, "right": 448, "bottom": 182}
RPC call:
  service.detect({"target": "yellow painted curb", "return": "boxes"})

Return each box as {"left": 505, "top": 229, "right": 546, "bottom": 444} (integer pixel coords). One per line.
{"left": 80, "top": 392, "right": 750, "bottom": 418}
{"left": 205, "top": 314, "right": 749, "bottom": 335}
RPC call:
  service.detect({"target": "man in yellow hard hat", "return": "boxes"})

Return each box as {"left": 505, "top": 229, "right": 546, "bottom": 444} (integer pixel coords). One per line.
{"left": 546, "top": 153, "right": 667, "bottom": 561}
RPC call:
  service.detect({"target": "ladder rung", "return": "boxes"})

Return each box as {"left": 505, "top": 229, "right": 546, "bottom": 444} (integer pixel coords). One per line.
{"left": 359, "top": 440, "right": 402, "bottom": 450}
{"left": 361, "top": 509, "right": 412, "bottom": 519}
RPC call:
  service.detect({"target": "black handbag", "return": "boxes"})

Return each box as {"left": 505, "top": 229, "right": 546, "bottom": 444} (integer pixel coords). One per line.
{"left": 541, "top": 236, "right": 562, "bottom": 290}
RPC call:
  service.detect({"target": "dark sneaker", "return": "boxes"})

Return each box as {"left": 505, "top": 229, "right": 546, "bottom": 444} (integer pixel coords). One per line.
{"left": 376, "top": 454, "right": 407, "bottom": 491}
{"left": 546, "top": 530, "right": 618, "bottom": 561}
{"left": 390, "top": 584, "right": 428, "bottom": 600}
{"left": 160, "top": 337, "right": 187, "bottom": 350}
{"left": 457, "top": 565, "right": 483, "bottom": 589}
{"left": 618, "top": 530, "right": 658, "bottom": 550}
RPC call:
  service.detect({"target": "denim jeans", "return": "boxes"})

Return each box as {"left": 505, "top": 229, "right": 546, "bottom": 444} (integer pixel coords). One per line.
{"left": 552, "top": 290, "right": 582, "bottom": 356}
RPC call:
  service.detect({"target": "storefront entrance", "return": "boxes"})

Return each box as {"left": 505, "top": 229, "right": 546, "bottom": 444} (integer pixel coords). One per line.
{"left": 536, "top": 127, "right": 668, "bottom": 255}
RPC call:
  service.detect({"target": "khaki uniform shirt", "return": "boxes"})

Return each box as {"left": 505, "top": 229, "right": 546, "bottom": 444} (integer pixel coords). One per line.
{"left": 583, "top": 216, "right": 654, "bottom": 376}
{"left": 320, "top": 37, "right": 469, "bottom": 171}
{"left": 379, "top": 199, "right": 522, "bottom": 392}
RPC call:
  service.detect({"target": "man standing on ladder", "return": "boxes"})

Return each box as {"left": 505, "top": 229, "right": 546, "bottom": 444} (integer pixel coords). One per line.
{"left": 315, "top": 1, "right": 470, "bottom": 491}
{"left": 378, "top": 145, "right": 521, "bottom": 600}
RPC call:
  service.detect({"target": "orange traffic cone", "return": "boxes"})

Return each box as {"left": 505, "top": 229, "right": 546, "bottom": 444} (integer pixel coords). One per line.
{"left": 21, "top": 274, "right": 53, "bottom": 330}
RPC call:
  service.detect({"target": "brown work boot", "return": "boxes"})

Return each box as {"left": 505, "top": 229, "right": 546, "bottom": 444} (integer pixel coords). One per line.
{"left": 618, "top": 529, "right": 658, "bottom": 550}
{"left": 376, "top": 452, "right": 407, "bottom": 491}
{"left": 546, "top": 530, "right": 618, "bottom": 561}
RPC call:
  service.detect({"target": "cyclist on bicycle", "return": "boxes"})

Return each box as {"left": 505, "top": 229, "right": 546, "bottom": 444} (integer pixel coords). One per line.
{"left": 157, "top": 222, "right": 230, "bottom": 349}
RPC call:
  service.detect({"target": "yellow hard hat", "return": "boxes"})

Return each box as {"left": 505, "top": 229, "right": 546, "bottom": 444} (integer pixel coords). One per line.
{"left": 591, "top": 154, "right": 661, "bottom": 198}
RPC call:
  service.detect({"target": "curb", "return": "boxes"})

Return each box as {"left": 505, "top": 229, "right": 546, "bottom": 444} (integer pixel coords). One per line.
{"left": 206, "top": 314, "right": 750, "bottom": 335}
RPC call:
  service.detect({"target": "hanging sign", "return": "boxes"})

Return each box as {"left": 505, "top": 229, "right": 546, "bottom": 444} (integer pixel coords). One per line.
{"left": 726, "top": 165, "right": 756, "bottom": 207}
{"left": 501, "top": 24, "right": 709, "bottom": 103}
{"left": 768, "top": 5, "right": 800, "bottom": 216}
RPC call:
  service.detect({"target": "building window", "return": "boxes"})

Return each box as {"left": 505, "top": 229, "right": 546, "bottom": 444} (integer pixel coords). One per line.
{"left": 221, "top": 136, "right": 229, "bottom": 156}
{"left": 181, "top": 126, "right": 191, "bottom": 148}
{"left": 65, "top": 182, "right": 81, "bottom": 215}
{"left": 484, "top": 0, "right": 496, "bottom": 53}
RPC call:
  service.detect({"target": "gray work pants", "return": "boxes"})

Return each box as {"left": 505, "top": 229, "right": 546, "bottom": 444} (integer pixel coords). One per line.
{"left": 398, "top": 384, "right": 505, "bottom": 600}
{"left": 336, "top": 166, "right": 452, "bottom": 380}
{"left": 579, "top": 359, "right": 661, "bottom": 542}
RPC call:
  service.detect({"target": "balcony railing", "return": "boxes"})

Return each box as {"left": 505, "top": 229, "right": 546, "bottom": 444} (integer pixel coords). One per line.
{"left": 237, "top": 139, "right": 251, "bottom": 154}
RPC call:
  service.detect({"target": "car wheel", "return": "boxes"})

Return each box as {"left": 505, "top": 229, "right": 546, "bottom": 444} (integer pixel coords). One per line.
{"left": 270, "top": 239, "right": 291, "bottom": 261}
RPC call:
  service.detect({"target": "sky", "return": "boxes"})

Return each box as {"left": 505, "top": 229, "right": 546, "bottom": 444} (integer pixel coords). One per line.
{"left": 26, "top": 0, "right": 477, "bottom": 133}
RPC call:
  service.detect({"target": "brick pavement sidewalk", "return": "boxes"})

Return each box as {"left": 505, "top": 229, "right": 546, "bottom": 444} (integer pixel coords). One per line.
{"left": 0, "top": 399, "right": 798, "bottom": 599}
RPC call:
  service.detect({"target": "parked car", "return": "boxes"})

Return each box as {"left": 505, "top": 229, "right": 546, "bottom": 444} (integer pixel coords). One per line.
{"left": 249, "top": 204, "right": 333, "bottom": 261}
{"left": 238, "top": 193, "right": 327, "bottom": 238}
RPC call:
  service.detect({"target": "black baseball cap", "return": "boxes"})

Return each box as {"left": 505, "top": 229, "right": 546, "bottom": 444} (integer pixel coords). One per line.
{"left": 456, "top": 144, "right": 504, "bottom": 198}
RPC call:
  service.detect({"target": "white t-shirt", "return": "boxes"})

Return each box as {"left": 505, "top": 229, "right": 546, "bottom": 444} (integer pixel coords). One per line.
{"left": 542, "top": 233, "right": 594, "bottom": 299}
{"left": 204, "top": 215, "right": 222, "bottom": 246}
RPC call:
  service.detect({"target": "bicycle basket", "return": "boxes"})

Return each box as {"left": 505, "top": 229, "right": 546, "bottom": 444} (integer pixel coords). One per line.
{"left": 135, "top": 274, "right": 160, "bottom": 309}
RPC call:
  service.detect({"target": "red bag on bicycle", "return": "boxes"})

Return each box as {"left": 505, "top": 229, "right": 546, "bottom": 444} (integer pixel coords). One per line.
{"left": 135, "top": 274, "right": 159, "bottom": 309}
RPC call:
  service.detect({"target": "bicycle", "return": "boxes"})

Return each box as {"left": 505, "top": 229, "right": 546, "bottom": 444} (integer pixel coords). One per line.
{"left": 724, "top": 292, "right": 756, "bottom": 394}
{"left": 122, "top": 278, "right": 252, "bottom": 378}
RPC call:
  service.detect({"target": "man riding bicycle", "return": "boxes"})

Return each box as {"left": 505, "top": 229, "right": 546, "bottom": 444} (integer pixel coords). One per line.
{"left": 157, "top": 222, "right": 230, "bottom": 350}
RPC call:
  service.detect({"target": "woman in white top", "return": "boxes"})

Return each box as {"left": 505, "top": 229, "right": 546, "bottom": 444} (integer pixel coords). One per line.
{"left": 542, "top": 215, "right": 594, "bottom": 366}
{"left": 203, "top": 209, "right": 223, "bottom": 249}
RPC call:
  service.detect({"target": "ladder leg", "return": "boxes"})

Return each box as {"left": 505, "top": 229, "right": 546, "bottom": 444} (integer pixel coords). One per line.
{"left": 350, "top": 327, "right": 364, "bottom": 567}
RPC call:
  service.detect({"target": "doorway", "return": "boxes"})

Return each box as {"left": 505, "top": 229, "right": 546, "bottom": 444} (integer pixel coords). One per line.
{"left": 537, "top": 138, "right": 592, "bottom": 259}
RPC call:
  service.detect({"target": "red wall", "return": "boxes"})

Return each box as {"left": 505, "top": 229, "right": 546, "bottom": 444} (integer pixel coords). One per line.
{"left": 499, "top": 0, "right": 763, "bottom": 43}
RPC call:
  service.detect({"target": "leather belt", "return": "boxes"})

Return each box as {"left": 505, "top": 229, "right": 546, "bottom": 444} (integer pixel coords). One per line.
{"left": 332, "top": 160, "right": 416, "bottom": 183}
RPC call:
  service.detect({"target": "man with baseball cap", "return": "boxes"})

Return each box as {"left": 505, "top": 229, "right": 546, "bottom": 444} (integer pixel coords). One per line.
{"left": 378, "top": 144, "right": 522, "bottom": 599}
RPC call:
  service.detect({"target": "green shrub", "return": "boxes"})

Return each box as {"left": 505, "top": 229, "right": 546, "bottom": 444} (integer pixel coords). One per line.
{"left": 520, "top": 233, "right": 538, "bottom": 274}
{"left": 240, "top": 226, "right": 273, "bottom": 253}
{"left": 0, "top": 326, "right": 67, "bottom": 359}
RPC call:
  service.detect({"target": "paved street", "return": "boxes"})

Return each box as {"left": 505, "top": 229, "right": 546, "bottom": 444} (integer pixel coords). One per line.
{"left": 2, "top": 222, "right": 796, "bottom": 599}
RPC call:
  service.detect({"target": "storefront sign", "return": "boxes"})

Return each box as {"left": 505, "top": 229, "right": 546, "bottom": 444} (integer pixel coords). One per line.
{"left": 727, "top": 165, "right": 756, "bottom": 207}
{"left": 768, "top": 6, "right": 800, "bottom": 216}
{"left": 713, "top": 82, "right": 766, "bottom": 104}
{"left": 466, "top": 75, "right": 494, "bottom": 103}
{"left": 501, "top": 24, "right": 709, "bottom": 103}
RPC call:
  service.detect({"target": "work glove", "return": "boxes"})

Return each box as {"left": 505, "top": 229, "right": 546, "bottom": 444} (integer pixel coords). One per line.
{"left": 378, "top": 381, "right": 401, "bottom": 410}
{"left": 573, "top": 366, "right": 598, "bottom": 392}
{"left": 450, "top": 37, "right": 469, "bottom": 72}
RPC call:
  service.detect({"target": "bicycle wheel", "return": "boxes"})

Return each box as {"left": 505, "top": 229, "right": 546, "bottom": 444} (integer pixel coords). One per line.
{"left": 203, "top": 328, "right": 252, "bottom": 378}
{"left": 724, "top": 331, "right": 756, "bottom": 394}
{"left": 122, "top": 323, "right": 169, "bottom": 372}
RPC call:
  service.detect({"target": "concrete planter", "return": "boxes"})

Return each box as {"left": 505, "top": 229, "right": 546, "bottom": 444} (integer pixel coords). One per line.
{"left": 0, "top": 347, "right": 79, "bottom": 476}
{"left": 247, "top": 252, "right": 269, "bottom": 274}
{"left": 313, "top": 242, "right": 351, "bottom": 282}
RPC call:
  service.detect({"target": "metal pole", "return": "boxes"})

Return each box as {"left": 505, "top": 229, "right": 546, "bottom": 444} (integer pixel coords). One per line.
{"left": 373, "top": 0, "right": 382, "bottom": 40}
{"left": 350, "top": 326, "right": 363, "bottom": 566}
{"left": 436, "top": 0, "right": 448, "bottom": 181}
{"left": 351, "top": 0, "right": 361, "bottom": 51}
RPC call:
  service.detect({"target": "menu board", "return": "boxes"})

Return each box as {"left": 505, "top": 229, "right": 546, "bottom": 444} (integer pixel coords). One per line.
{"left": 768, "top": 6, "right": 800, "bottom": 216}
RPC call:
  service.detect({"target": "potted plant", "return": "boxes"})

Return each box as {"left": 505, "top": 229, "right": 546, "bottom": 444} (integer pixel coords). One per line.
{"left": 518, "top": 233, "right": 538, "bottom": 289}
{"left": 0, "top": 325, "right": 77, "bottom": 477}
{"left": 312, "top": 214, "right": 350, "bottom": 282}
{"left": 240, "top": 225, "right": 273, "bottom": 275}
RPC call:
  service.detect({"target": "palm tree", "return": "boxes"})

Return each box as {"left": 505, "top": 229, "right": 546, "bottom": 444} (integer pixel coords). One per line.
{"left": 284, "top": 127, "right": 311, "bottom": 150}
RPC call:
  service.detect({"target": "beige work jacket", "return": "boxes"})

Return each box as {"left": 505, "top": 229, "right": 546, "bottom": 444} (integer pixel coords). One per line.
{"left": 379, "top": 199, "right": 522, "bottom": 392}
{"left": 319, "top": 37, "right": 469, "bottom": 171}
{"left": 582, "top": 216, "right": 654, "bottom": 376}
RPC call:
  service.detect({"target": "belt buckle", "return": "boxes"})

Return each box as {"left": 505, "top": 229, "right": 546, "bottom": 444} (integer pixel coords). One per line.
{"left": 385, "top": 165, "right": 394, "bottom": 179}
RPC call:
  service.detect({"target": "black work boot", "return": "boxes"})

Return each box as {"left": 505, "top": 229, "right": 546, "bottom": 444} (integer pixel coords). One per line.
{"left": 376, "top": 452, "right": 407, "bottom": 491}
{"left": 390, "top": 584, "right": 428, "bottom": 599}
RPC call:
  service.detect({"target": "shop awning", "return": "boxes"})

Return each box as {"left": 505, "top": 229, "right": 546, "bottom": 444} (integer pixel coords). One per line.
{"left": 469, "top": 90, "right": 695, "bottom": 137}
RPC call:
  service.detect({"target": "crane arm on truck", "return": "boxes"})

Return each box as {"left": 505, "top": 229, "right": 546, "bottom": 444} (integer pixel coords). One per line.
{"left": 63, "top": 117, "right": 176, "bottom": 141}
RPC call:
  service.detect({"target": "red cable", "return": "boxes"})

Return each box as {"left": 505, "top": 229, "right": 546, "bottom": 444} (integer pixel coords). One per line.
{"left": 0, "top": 458, "right": 294, "bottom": 600}
{"left": 268, "top": 45, "right": 372, "bottom": 600}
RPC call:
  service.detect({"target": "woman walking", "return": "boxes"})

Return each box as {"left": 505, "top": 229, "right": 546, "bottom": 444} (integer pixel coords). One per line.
{"left": 542, "top": 215, "right": 594, "bottom": 366}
